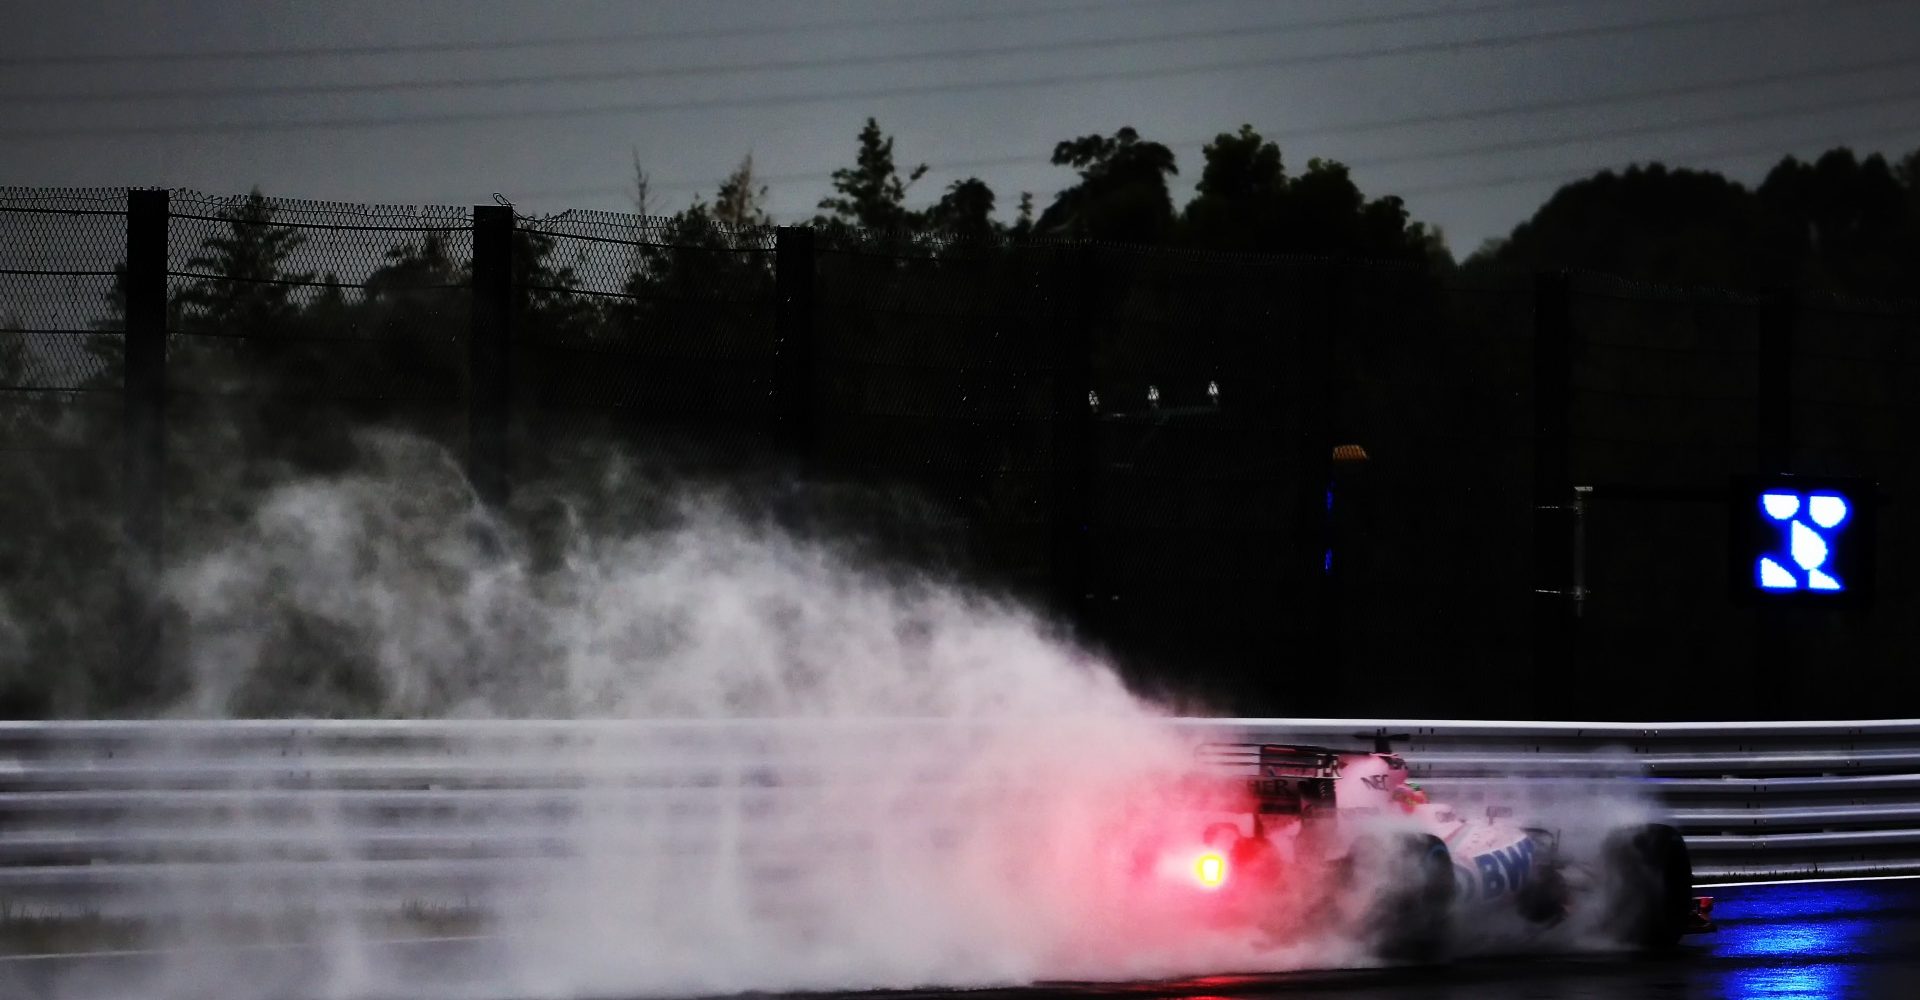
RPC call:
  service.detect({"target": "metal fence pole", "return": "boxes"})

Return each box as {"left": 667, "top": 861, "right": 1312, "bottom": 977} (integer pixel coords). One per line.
{"left": 773, "top": 226, "right": 817, "bottom": 466}
{"left": 469, "top": 206, "right": 513, "bottom": 507}
{"left": 1531, "top": 270, "right": 1574, "bottom": 708}
{"left": 121, "top": 189, "right": 168, "bottom": 695}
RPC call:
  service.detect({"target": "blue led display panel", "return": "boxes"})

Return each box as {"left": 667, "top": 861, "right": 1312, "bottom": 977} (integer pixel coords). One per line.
{"left": 1731, "top": 476, "right": 1875, "bottom": 606}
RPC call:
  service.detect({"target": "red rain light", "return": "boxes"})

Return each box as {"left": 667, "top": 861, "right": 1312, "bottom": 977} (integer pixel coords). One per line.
{"left": 1194, "top": 851, "right": 1227, "bottom": 889}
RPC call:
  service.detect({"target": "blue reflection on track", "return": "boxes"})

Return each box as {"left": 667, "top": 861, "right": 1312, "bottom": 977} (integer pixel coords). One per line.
{"left": 1720, "top": 963, "right": 1856, "bottom": 999}
{"left": 1711, "top": 883, "right": 1879, "bottom": 957}
{"left": 1709, "top": 883, "right": 1895, "bottom": 998}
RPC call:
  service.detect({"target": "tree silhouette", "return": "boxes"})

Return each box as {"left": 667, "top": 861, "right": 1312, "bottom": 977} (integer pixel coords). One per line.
{"left": 1186, "top": 124, "right": 1285, "bottom": 244}
{"left": 711, "top": 153, "right": 772, "bottom": 230}
{"left": 1035, "top": 126, "right": 1178, "bottom": 244}
{"left": 1900, "top": 149, "right": 1920, "bottom": 217}
{"left": 1757, "top": 148, "right": 1920, "bottom": 297}
{"left": 925, "top": 177, "right": 1000, "bottom": 242}
{"left": 1466, "top": 148, "right": 1920, "bottom": 297}
{"left": 1465, "top": 164, "right": 1766, "bottom": 287}
{"left": 366, "top": 230, "right": 464, "bottom": 299}
{"left": 1183, "top": 125, "right": 1444, "bottom": 262}
{"left": 175, "top": 189, "right": 315, "bottom": 335}
{"left": 815, "top": 118, "right": 928, "bottom": 233}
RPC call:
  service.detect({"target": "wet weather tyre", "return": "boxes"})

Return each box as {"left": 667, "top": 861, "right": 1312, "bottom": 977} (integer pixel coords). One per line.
{"left": 1362, "top": 833, "right": 1456, "bottom": 962}
{"left": 1602, "top": 823, "right": 1692, "bottom": 951}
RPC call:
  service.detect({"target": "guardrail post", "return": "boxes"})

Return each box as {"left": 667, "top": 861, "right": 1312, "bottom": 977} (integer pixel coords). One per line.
{"left": 773, "top": 226, "right": 817, "bottom": 466}
{"left": 121, "top": 188, "right": 168, "bottom": 698}
{"left": 469, "top": 205, "right": 513, "bottom": 507}
{"left": 1531, "top": 269, "right": 1574, "bottom": 709}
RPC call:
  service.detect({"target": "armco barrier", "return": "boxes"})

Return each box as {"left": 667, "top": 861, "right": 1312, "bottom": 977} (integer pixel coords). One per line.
{"left": 1, "top": 718, "right": 1916, "bottom": 922}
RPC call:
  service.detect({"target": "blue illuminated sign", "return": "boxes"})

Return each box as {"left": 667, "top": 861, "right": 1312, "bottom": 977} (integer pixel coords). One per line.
{"left": 1732, "top": 476, "right": 1875, "bottom": 605}
{"left": 1756, "top": 491, "right": 1847, "bottom": 591}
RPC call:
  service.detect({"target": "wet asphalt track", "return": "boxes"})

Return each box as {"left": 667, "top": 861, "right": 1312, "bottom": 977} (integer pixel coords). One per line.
{"left": 5, "top": 880, "right": 1917, "bottom": 999}
{"left": 854, "top": 880, "right": 1920, "bottom": 1000}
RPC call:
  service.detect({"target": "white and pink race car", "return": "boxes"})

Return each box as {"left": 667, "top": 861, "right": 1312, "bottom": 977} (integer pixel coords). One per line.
{"left": 1133, "top": 740, "right": 1716, "bottom": 958}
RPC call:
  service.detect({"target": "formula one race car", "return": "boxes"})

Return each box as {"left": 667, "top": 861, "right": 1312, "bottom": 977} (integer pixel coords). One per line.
{"left": 1136, "top": 739, "right": 1715, "bottom": 958}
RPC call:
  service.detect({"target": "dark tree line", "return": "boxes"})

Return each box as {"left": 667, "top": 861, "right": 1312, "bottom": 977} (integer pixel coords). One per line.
{"left": 787, "top": 118, "right": 1447, "bottom": 265}
{"left": 780, "top": 118, "right": 1919, "bottom": 298}
{"left": 1467, "top": 148, "right": 1920, "bottom": 298}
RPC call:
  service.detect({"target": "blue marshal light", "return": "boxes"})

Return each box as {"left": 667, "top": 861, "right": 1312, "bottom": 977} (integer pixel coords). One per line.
{"left": 1735, "top": 476, "right": 1866, "bottom": 598}
{"left": 1790, "top": 521, "right": 1829, "bottom": 572}
{"left": 1742, "top": 482, "right": 1866, "bottom": 599}
{"left": 1758, "top": 558, "right": 1797, "bottom": 589}
{"left": 1808, "top": 494, "right": 1848, "bottom": 529}
{"left": 1761, "top": 492, "right": 1800, "bottom": 521}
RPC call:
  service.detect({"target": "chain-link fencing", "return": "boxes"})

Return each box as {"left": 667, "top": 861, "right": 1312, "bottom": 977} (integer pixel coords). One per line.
{"left": 0, "top": 188, "right": 129, "bottom": 714}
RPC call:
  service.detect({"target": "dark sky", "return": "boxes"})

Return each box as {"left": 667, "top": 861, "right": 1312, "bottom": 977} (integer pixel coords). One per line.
{"left": 3, "top": 0, "right": 1917, "bottom": 254}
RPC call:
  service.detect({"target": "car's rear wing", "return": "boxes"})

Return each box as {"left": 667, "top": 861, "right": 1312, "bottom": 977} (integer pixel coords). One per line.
{"left": 1194, "top": 742, "right": 1340, "bottom": 816}
{"left": 1196, "top": 742, "right": 1343, "bottom": 773}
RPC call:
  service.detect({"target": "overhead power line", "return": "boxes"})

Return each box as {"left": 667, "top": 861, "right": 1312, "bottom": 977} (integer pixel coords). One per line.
{"left": 0, "top": 0, "right": 1546, "bottom": 71}
{"left": 1397, "top": 124, "right": 1920, "bottom": 200}
{"left": 9, "top": 0, "right": 1564, "bottom": 106}
{"left": 1344, "top": 84, "right": 1920, "bottom": 173}
{"left": 0, "top": 0, "right": 1228, "bottom": 68}
{"left": 516, "top": 88, "right": 1920, "bottom": 210}
{"left": 7, "top": 0, "right": 1558, "bottom": 106}
{"left": 0, "top": 0, "right": 1884, "bottom": 140}
{"left": 503, "top": 54, "right": 1920, "bottom": 202}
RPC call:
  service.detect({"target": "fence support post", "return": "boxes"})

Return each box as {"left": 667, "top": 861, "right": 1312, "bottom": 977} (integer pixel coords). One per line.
{"left": 1531, "top": 270, "right": 1574, "bottom": 706}
{"left": 469, "top": 206, "right": 513, "bottom": 507}
{"left": 773, "top": 226, "right": 817, "bottom": 466}
{"left": 121, "top": 189, "right": 168, "bottom": 696}
{"left": 1049, "top": 245, "right": 1096, "bottom": 629}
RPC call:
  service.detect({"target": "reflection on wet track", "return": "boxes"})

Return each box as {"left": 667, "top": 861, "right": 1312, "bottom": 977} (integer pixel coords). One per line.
{"left": 1702, "top": 881, "right": 1903, "bottom": 999}
{"left": 867, "top": 879, "right": 1920, "bottom": 1000}
{"left": 4, "top": 879, "right": 1917, "bottom": 998}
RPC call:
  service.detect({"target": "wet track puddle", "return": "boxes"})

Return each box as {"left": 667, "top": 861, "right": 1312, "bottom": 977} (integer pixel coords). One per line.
{"left": 731, "top": 881, "right": 1920, "bottom": 1000}
{"left": 6, "top": 880, "right": 1919, "bottom": 998}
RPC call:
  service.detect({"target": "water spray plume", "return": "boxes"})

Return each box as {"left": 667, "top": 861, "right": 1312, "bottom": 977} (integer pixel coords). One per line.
{"left": 24, "top": 432, "right": 1664, "bottom": 998}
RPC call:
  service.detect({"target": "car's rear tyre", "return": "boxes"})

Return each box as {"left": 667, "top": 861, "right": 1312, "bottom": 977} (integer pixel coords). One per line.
{"left": 1356, "top": 832, "right": 1456, "bottom": 961}
{"left": 1601, "top": 823, "right": 1693, "bottom": 951}
{"left": 1516, "top": 829, "right": 1568, "bottom": 925}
